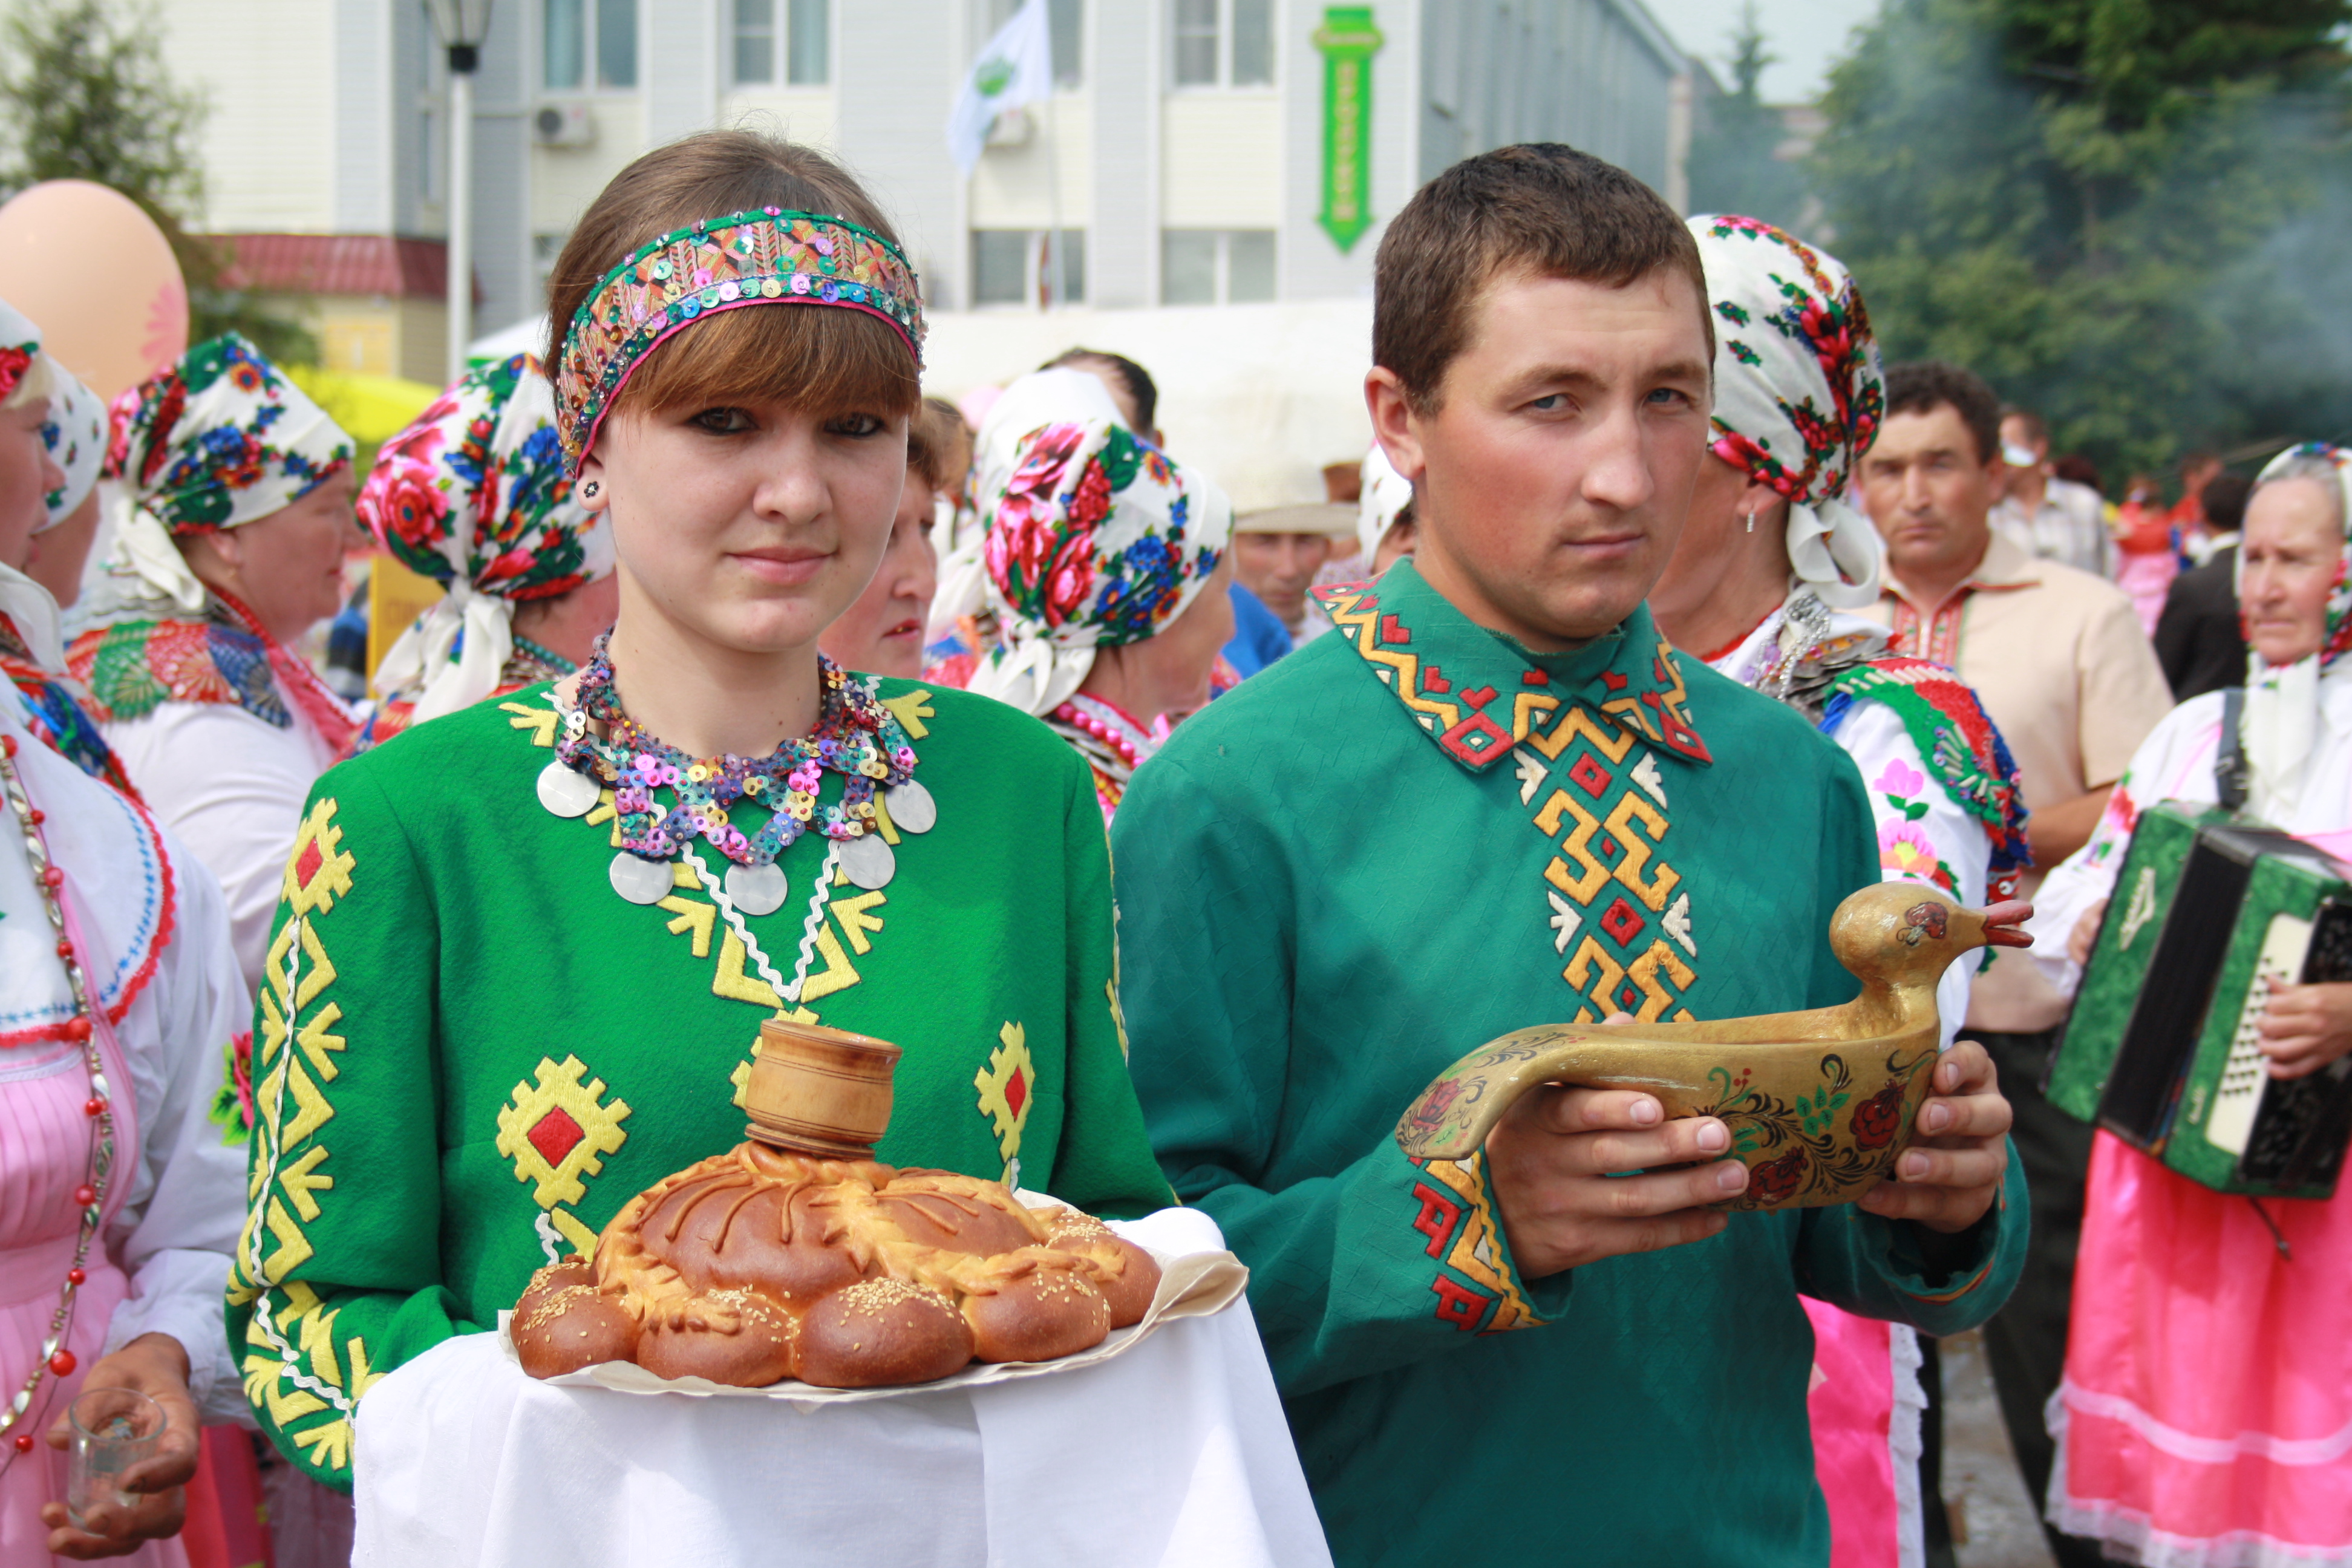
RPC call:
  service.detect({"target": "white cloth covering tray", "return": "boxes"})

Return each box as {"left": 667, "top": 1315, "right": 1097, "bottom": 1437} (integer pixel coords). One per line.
{"left": 497, "top": 1200, "right": 1247, "bottom": 1408}
{"left": 353, "top": 1205, "right": 1332, "bottom": 1568}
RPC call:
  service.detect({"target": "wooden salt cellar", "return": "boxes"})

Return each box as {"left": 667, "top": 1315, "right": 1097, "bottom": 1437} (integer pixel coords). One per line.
{"left": 743, "top": 1018, "right": 903, "bottom": 1159}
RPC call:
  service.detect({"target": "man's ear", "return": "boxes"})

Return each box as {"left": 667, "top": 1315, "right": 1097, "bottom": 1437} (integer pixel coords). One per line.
{"left": 1365, "top": 367, "right": 1426, "bottom": 485}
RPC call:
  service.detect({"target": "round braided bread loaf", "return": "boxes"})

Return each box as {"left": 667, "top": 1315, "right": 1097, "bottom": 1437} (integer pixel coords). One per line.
{"left": 512, "top": 1141, "right": 1161, "bottom": 1388}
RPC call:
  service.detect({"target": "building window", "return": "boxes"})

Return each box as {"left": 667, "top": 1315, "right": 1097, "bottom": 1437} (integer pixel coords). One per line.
{"left": 733, "top": 0, "right": 828, "bottom": 85}
{"left": 984, "top": 0, "right": 1080, "bottom": 89}
{"left": 544, "top": 0, "right": 636, "bottom": 90}
{"left": 732, "top": 0, "right": 774, "bottom": 83}
{"left": 787, "top": 0, "right": 828, "bottom": 83}
{"left": 1161, "top": 229, "right": 1276, "bottom": 304}
{"left": 1172, "top": 0, "right": 1272, "bottom": 88}
{"left": 972, "top": 228, "right": 1086, "bottom": 308}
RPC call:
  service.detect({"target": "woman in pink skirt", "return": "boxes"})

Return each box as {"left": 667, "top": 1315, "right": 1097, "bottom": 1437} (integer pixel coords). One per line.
{"left": 0, "top": 302, "right": 250, "bottom": 1564}
{"left": 2030, "top": 444, "right": 2352, "bottom": 1567}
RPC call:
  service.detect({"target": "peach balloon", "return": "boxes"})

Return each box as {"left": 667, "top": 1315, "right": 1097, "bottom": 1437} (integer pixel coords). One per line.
{"left": 0, "top": 180, "right": 189, "bottom": 399}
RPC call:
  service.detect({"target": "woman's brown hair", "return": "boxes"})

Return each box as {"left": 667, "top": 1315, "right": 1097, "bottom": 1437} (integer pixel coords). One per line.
{"left": 547, "top": 130, "right": 923, "bottom": 426}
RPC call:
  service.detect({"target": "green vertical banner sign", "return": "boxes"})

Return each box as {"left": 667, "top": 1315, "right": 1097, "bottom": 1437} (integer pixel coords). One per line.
{"left": 1313, "top": 7, "right": 1384, "bottom": 253}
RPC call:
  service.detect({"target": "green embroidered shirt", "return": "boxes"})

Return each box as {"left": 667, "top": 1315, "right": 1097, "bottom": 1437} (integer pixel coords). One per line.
{"left": 1113, "top": 563, "right": 2028, "bottom": 1567}
{"left": 229, "top": 679, "right": 1172, "bottom": 1490}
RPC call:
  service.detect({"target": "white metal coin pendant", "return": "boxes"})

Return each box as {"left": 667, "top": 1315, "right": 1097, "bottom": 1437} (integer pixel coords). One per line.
{"left": 838, "top": 831, "right": 896, "bottom": 890}
{"left": 609, "top": 852, "right": 673, "bottom": 905}
{"left": 883, "top": 779, "right": 937, "bottom": 834}
{"left": 725, "top": 861, "right": 789, "bottom": 917}
{"left": 537, "top": 760, "right": 602, "bottom": 818}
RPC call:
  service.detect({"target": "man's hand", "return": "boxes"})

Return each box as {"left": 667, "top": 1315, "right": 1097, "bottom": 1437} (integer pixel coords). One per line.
{"left": 2258, "top": 982, "right": 2352, "bottom": 1079}
{"left": 1857, "top": 1040, "right": 2012, "bottom": 1233}
{"left": 1485, "top": 1081, "right": 1748, "bottom": 1281}
{"left": 41, "top": 1333, "right": 198, "bottom": 1560}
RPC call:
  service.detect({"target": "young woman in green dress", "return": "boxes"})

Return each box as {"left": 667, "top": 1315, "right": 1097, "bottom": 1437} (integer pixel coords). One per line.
{"left": 229, "top": 129, "right": 1171, "bottom": 1493}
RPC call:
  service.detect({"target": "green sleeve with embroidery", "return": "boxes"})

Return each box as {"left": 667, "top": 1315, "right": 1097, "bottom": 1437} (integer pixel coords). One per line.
{"left": 226, "top": 768, "right": 466, "bottom": 1490}
{"left": 1116, "top": 749, "right": 1567, "bottom": 1399}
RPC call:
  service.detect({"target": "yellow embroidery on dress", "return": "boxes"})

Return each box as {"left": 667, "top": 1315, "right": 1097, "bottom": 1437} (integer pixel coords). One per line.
{"left": 1564, "top": 936, "right": 1629, "bottom": 1015}
{"left": 829, "top": 889, "right": 887, "bottom": 955}
{"left": 713, "top": 928, "right": 785, "bottom": 1009}
{"left": 1627, "top": 939, "right": 1698, "bottom": 1020}
{"left": 281, "top": 799, "right": 356, "bottom": 914}
{"left": 660, "top": 893, "right": 716, "bottom": 956}
{"left": 1533, "top": 789, "right": 1611, "bottom": 903}
{"left": 797, "top": 924, "right": 861, "bottom": 1002}
{"left": 1323, "top": 591, "right": 1460, "bottom": 731}
{"left": 1419, "top": 1154, "right": 1546, "bottom": 1331}
{"left": 494, "top": 1055, "right": 633, "bottom": 1209}
{"left": 974, "top": 1022, "right": 1036, "bottom": 1180}
{"left": 880, "top": 688, "right": 935, "bottom": 739}
{"left": 500, "top": 700, "right": 559, "bottom": 746}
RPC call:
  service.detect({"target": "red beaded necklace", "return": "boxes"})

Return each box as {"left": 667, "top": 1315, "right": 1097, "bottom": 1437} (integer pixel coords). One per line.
{"left": 0, "top": 731, "right": 117, "bottom": 1465}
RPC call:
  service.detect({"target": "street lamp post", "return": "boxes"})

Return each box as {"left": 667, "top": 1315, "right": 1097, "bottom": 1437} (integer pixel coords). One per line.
{"left": 425, "top": 0, "right": 494, "bottom": 382}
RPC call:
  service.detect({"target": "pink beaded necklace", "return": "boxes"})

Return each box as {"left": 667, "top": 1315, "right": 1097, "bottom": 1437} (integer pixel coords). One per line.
{"left": 0, "top": 731, "right": 117, "bottom": 1466}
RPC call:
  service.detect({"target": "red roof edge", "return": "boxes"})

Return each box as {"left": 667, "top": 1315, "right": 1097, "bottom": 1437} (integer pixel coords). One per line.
{"left": 206, "top": 234, "right": 485, "bottom": 306}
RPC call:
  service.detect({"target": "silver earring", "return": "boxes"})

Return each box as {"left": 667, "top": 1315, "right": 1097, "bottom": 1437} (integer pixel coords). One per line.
{"left": 1743, "top": 508, "right": 1759, "bottom": 533}
{"left": 581, "top": 480, "right": 601, "bottom": 500}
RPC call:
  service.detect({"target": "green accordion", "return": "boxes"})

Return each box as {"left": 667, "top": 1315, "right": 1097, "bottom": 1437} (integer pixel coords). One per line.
{"left": 2048, "top": 800, "right": 2352, "bottom": 1199}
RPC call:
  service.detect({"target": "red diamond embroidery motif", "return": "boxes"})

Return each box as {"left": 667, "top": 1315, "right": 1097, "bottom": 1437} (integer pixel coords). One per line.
{"left": 528, "top": 1106, "right": 586, "bottom": 1168}
{"left": 1618, "top": 982, "right": 1641, "bottom": 1013}
{"left": 1521, "top": 669, "right": 1549, "bottom": 686}
{"left": 1379, "top": 613, "right": 1413, "bottom": 645}
{"left": 1004, "top": 1067, "right": 1029, "bottom": 1119}
{"left": 1569, "top": 754, "right": 1611, "bottom": 797}
{"left": 1599, "top": 670, "right": 1629, "bottom": 691}
{"left": 1422, "top": 664, "right": 1450, "bottom": 694}
{"left": 1600, "top": 897, "right": 1644, "bottom": 946}
{"left": 293, "top": 838, "right": 324, "bottom": 889}
{"left": 1460, "top": 685, "right": 1498, "bottom": 710}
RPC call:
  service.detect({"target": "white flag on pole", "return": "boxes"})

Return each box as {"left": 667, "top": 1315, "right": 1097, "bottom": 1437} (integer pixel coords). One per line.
{"left": 946, "top": 0, "right": 1054, "bottom": 174}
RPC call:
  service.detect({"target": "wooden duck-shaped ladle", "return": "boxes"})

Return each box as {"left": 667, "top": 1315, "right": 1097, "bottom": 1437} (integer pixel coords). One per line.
{"left": 1393, "top": 884, "right": 2033, "bottom": 1209}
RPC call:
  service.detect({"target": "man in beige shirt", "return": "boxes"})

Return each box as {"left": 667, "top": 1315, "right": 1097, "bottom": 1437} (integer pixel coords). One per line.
{"left": 1859, "top": 361, "right": 2173, "bottom": 1568}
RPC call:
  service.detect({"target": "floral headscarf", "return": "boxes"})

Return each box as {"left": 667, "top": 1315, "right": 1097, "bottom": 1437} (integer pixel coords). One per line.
{"left": 100, "top": 333, "right": 354, "bottom": 613}
{"left": 2237, "top": 443, "right": 2352, "bottom": 823}
{"left": 360, "top": 353, "right": 611, "bottom": 725}
{"left": 41, "top": 361, "right": 106, "bottom": 531}
{"left": 0, "top": 297, "right": 38, "bottom": 403}
{"left": 1689, "top": 214, "right": 1887, "bottom": 609}
{"left": 967, "top": 418, "right": 1232, "bottom": 716}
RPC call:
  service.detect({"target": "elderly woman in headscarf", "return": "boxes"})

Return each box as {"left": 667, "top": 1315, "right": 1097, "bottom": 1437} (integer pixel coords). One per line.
{"left": 0, "top": 297, "right": 253, "bottom": 1568}
{"left": 950, "top": 410, "right": 1233, "bottom": 820}
{"left": 66, "top": 332, "right": 358, "bottom": 992}
{"left": 1649, "top": 215, "right": 2033, "bottom": 1568}
{"left": 2026, "top": 444, "right": 2352, "bottom": 1567}
{"left": 350, "top": 351, "right": 615, "bottom": 753}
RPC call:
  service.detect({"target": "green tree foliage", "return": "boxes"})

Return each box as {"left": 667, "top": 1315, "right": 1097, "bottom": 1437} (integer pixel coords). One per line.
{"left": 1688, "top": 4, "right": 1812, "bottom": 228}
{"left": 1811, "top": 0, "right": 2352, "bottom": 485}
{"left": 0, "top": 0, "right": 318, "bottom": 367}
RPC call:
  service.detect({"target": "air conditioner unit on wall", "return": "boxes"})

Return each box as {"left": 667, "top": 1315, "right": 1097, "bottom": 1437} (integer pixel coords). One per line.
{"left": 532, "top": 103, "right": 595, "bottom": 147}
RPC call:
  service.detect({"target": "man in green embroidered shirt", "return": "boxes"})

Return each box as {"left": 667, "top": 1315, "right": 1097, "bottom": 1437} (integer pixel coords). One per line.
{"left": 1113, "top": 147, "right": 2030, "bottom": 1566}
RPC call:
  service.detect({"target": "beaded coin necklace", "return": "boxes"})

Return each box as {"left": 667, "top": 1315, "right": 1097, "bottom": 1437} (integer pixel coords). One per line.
{"left": 543, "top": 635, "right": 934, "bottom": 916}
{"left": 0, "top": 731, "right": 118, "bottom": 1468}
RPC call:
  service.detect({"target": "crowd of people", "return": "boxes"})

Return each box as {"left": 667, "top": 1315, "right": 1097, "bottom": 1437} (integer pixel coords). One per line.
{"left": 0, "top": 126, "right": 2344, "bottom": 1568}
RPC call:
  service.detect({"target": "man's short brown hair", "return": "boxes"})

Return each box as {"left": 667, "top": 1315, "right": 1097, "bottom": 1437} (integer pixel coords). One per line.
{"left": 1373, "top": 143, "right": 1710, "bottom": 414}
{"left": 1887, "top": 362, "right": 2002, "bottom": 467}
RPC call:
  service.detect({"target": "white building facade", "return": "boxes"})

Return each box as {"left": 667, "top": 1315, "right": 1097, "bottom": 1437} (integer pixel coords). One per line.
{"left": 144, "top": 0, "right": 1694, "bottom": 377}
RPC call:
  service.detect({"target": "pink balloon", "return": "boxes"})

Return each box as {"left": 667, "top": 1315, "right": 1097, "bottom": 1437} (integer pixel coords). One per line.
{"left": 0, "top": 180, "right": 189, "bottom": 399}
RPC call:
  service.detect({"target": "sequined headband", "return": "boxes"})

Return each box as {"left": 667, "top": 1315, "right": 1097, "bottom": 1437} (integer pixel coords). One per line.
{"left": 555, "top": 206, "right": 926, "bottom": 468}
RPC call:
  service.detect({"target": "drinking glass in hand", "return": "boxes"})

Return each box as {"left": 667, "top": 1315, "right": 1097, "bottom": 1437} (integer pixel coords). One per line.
{"left": 65, "top": 1386, "right": 165, "bottom": 1531}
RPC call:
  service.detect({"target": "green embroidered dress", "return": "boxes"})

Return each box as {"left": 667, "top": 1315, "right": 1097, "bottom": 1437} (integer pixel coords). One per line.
{"left": 229, "top": 678, "right": 1172, "bottom": 1490}
{"left": 1112, "top": 562, "right": 2028, "bottom": 1567}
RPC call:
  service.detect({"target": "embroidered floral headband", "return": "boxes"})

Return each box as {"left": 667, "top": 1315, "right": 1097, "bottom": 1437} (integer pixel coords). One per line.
{"left": 555, "top": 206, "right": 926, "bottom": 469}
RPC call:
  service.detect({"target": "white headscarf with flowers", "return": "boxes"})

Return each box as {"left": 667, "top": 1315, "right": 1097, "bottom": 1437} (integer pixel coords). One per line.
{"left": 1688, "top": 214, "right": 1887, "bottom": 610}
{"left": 41, "top": 362, "right": 106, "bottom": 532}
{"left": 0, "top": 295, "right": 62, "bottom": 669}
{"left": 2238, "top": 443, "right": 2352, "bottom": 824}
{"left": 966, "top": 418, "right": 1232, "bottom": 717}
